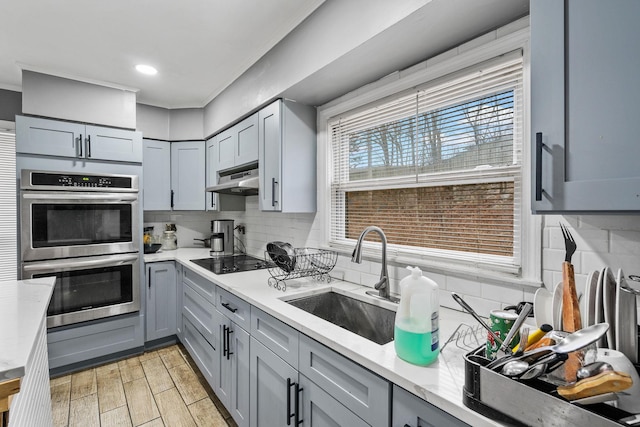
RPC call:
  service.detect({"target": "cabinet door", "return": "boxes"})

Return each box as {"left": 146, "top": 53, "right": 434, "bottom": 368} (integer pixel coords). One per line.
{"left": 16, "top": 115, "right": 84, "bottom": 158}
{"left": 258, "top": 100, "right": 282, "bottom": 211}
{"left": 299, "top": 335, "right": 389, "bottom": 427}
{"left": 392, "top": 385, "right": 469, "bottom": 427}
{"left": 146, "top": 262, "right": 177, "bottom": 342}
{"left": 230, "top": 322, "right": 250, "bottom": 427}
{"left": 217, "top": 127, "right": 237, "bottom": 171}
{"left": 182, "top": 316, "right": 218, "bottom": 386}
{"left": 217, "top": 315, "right": 250, "bottom": 427}
{"left": 143, "top": 139, "right": 171, "bottom": 210}
{"left": 217, "top": 313, "right": 232, "bottom": 409}
{"left": 531, "top": 0, "right": 640, "bottom": 212}
{"left": 205, "top": 136, "right": 219, "bottom": 211}
{"left": 235, "top": 113, "right": 259, "bottom": 167}
{"left": 299, "top": 374, "right": 369, "bottom": 427}
{"left": 249, "top": 337, "right": 298, "bottom": 427}
{"left": 170, "top": 141, "right": 205, "bottom": 210}
{"left": 86, "top": 125, "right": 142, "bottom": 163}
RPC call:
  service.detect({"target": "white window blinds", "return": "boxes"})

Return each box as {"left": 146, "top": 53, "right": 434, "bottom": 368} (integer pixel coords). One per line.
{"left": 329, "top": 53, "right": 523, "bottom": 270}
{"left": 0, "top": 131, "right": 16, "bottom": 280}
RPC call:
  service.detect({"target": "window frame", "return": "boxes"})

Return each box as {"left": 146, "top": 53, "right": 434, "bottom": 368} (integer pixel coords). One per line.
{"left": 316, "top": 25, "right": 541, "bottom": 287}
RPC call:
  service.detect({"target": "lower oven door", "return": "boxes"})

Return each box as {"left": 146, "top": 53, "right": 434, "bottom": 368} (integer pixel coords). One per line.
{"left": 22, "top": 253, "right": 140, "bottom": 328}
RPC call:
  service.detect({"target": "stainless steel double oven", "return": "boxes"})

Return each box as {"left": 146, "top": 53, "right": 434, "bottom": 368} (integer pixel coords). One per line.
{"left": 20, "top": 169, "right": 141, "bottom": 328}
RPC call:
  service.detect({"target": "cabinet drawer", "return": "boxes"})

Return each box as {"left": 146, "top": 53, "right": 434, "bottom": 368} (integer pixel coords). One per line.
{"left": 182, "top": 316, "right": 216, "bottom": 385}
{"left": 183, "top": 267, "right": 216, "bottom": 304}
{"left": 183, "top": 283, "right": 217, "bottom": 347}
{"left": 299, "top": 374, "right": 370, "bottom": 427}
{"left": 392, "top": 385, "right": 469, "bottom": 427}
{"left": 299, "top": 335, "right": 390, "bottom": 427}
{"left": 250, "top": 307, "right": 298, "bottom": 368}
{"left": 217, "top": 287, "right": 250, "bottom": 330}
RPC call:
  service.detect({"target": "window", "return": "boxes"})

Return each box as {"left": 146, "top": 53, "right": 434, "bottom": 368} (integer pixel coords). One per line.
{"left": 328, "top": 54, "right": 524, "bottom": 273}
{"left": 0, "top": 130, "right": 16, "bottom": 280}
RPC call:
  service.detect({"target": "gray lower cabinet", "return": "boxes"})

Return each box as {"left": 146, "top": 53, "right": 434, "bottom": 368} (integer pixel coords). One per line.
{"left": 16, "top": 115, "right": 142, "bottom": 162}
{"left": 531, "top": 0, "right": 640, "bottom": 212}
{"left": 217, "top": 310, "right": 250, "bottom": 427}
{"left": 216, "top": 288, "right": 251, "bottom": 427}
{"left": 142, "top": 139, "right": 171, "bottom": 210}
{"left": 392, "top": 385, "right": 470, "bottom": 427}
{"left": 299, "top": 335, "right": 390, "bottom": 427}
{"left": 48, "top": 313, "right": 144, "bottom": 371}
{"left": 249, "top": 307, "right": 300, "bottom": 427}
{"left": 182, "top": 315, "right": 218, "bottom": 385}
{"left": 145, "top": 261, "right": 177, "bottom": 342}
{"left": 249, "top": 337, "right": 298, "bottom": 427}
{"left": 299, "top": 374, "right": 370, "bottom": 427}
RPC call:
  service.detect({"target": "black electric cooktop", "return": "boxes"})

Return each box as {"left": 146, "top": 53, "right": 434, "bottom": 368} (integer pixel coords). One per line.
{"left": 190, "top": 254, "right": 273, "bottom": 274}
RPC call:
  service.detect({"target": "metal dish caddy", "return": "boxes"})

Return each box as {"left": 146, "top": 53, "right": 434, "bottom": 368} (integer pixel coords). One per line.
{"left": 264, "top": 248, "right": 338, "bottom": 291}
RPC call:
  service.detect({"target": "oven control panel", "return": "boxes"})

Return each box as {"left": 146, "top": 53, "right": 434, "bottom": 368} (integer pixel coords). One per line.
{"left": 23, "top": 170, "right": 137, "bottom": 191}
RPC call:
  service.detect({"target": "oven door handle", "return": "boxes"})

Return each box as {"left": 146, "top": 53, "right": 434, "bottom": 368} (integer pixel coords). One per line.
{"left": 22, "top": 253, "right": 139, "bottom": 272}
{"left": 22, "top": 193, "right": 139, "bottom": 201}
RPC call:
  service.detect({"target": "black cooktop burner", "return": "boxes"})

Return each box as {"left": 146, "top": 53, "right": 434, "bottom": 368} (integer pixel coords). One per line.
{"left": 190, "top": 254, "right": 273, "bottom": 274}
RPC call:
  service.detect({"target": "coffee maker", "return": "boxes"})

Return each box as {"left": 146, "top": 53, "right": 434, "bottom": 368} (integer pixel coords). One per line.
{"left": 210, "top": 219, "right": 234, "bottom": 256}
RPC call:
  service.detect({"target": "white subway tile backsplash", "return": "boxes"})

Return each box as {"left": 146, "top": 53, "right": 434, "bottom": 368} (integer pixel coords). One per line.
{"left": 144, "top": 208, "right": 640, "bottom": 319}
{"left": 481, "top": 283, "right": 523, "bottom": 305}
{"left": 463, "top": 295, "right": 502, "bottom": 318}
{"left": 446, "top": 276, "right": 482, "bottom": 298}
{"left": 610, "top": 230, "right": 640, "bottom": 255}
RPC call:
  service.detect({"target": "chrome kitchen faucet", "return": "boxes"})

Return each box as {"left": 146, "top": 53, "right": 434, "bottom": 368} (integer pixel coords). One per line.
{"left": 351, "top": 226, "right": 399, "bottom": 303}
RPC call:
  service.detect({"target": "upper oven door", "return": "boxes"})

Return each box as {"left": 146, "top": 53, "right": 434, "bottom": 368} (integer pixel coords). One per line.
{"left": 20, "top": 191, "right": 140, "bottom": 261}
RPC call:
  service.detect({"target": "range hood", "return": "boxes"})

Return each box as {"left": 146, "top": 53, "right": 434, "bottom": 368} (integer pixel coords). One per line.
{"left": 206, "top": 166, "right": 259, "bottom": 196}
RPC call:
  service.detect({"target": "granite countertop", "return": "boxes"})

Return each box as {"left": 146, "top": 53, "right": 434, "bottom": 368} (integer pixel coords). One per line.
{"left": 146, "top": 248, "right": 500, "bottom": 427}
{"left": 0, "top": 277, "right": 55, "bottom": 381}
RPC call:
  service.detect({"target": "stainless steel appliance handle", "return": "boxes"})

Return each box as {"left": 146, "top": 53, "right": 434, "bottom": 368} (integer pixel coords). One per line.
{"left": 22, "top": 253, "right": 139, "bottom": 272}
{"left": 22, "top": 193, "right": 139, "bottom": 201}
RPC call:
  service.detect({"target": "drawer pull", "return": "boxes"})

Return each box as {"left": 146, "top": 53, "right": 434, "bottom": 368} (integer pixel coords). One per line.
{"left": 287, "top": 378, "right": 295, "bottom": 425}
{"left": 295, "top": 382, "right": 303, "bottom": 425}
{"left": 221, "top": 302, "right": 237, "bottom": 313}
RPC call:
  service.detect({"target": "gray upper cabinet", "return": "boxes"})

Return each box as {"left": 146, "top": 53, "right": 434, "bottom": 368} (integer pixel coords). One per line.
{"left": 531, "top": 0, "right": 640, "bottom": 213}
{"left": 16, "top": 115, "right": 142, "bottom": 163}
{"left": 170, "top": 141, "right": 205, "bottom": 210}
{"left": 216, "top": 113, "right": 259, "bottom": 172}
{"left": 205, "top": 137, "right": 245, "bottom": 212}
{"left": 258, "top": 99, "right": 317, "bottom": 213}
{"left": 142, "top": 139, "right": 171, "bottom": 211}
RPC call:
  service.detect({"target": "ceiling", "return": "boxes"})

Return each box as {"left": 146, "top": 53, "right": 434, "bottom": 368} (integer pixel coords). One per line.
{"left": 0, "top": 0, "right": 325, "bottom": 109}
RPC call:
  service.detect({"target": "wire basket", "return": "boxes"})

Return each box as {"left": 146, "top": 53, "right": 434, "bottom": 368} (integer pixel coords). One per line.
{"left": 265, "top": 248, "right": 338, "bottom": 291}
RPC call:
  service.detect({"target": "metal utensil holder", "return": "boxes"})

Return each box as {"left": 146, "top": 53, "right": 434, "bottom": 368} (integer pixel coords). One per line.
{"left": 265, "top": 248, "right": 338, "bottom": 291}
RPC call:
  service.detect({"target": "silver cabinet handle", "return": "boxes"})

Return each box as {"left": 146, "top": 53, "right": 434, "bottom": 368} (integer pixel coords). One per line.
{"left": 271, "top": 177, "right": 279, "bottom": 207}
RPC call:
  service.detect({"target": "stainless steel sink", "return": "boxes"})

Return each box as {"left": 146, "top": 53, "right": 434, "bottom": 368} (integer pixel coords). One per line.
{"left": 286, "top": 291, "right": 396, "bottom": 345}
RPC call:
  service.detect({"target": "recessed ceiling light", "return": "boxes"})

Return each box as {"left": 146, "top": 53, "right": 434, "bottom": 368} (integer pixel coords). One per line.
{"left": 135, "top": 64, "right": 157, "bottom": 75}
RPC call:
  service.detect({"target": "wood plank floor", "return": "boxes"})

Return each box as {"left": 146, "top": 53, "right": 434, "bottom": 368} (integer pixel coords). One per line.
{"left": 50, "top": 344, "right": 236, "bottom": 427}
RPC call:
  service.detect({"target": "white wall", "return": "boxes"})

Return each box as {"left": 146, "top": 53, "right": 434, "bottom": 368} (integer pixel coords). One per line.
{"left": 203, "top": 0, "right": 437, "bottom": 136}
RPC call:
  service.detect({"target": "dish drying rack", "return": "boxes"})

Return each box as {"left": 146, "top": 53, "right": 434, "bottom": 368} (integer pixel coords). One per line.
{"left": 265, "top": 248, "right": 338, "bottom": 291}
